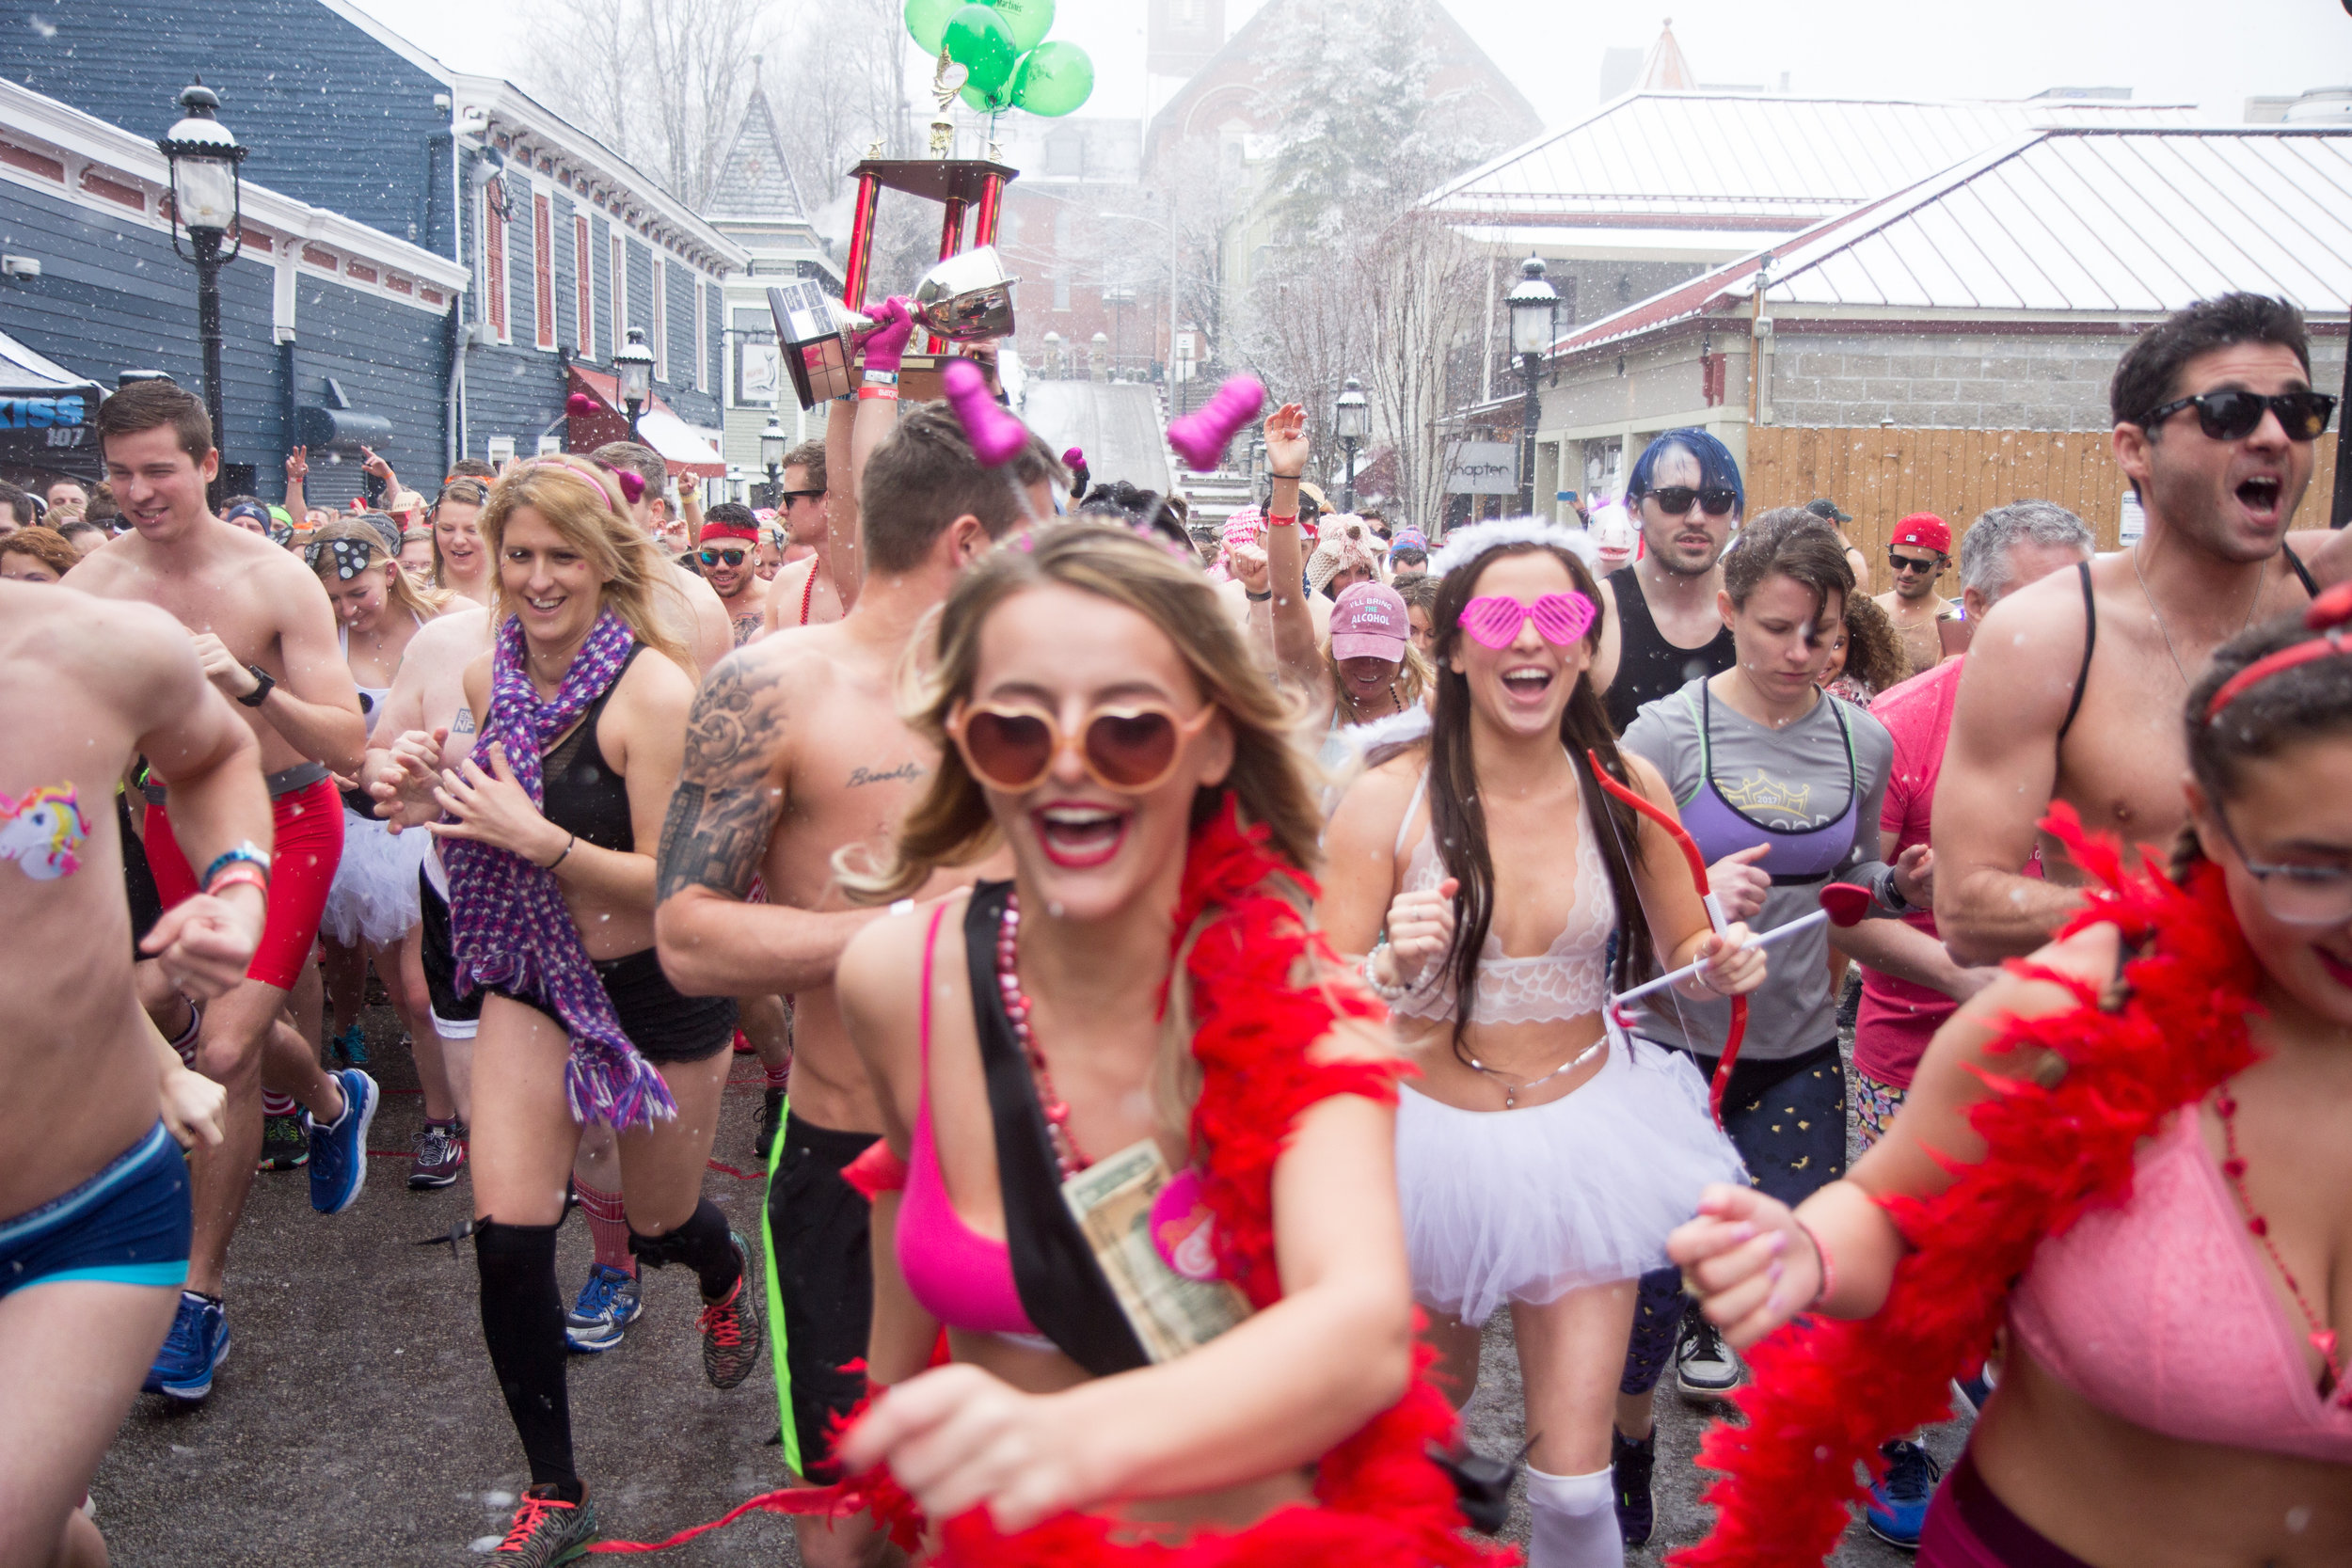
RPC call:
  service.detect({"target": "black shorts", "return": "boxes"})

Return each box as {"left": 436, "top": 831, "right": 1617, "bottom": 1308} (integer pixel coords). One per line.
{"left": 488, "top": 947, "right": 738, "bottom": 1063}
{"left": 417, "top": 867, "right": 481, "bottom": 1036}
{"left": 120, "top": 794, "right": 164, "bottom": 961}
{"left": 766, "top": 1112, "right": 878, "bottom": 1480}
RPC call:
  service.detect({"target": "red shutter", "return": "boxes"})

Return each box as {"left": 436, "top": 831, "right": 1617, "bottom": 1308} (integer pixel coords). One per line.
{"left": 483, "top": 190, "right": 507, "bottom": 341}
{"left": 575, "top": 214, "right": 594, "bottom": 356}
{"left": 533, "top": 195, "right": 555, "bottom": 349}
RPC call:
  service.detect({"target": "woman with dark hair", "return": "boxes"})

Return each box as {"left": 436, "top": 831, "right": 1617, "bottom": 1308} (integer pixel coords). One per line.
{"left": 1673, "top": 589, "right": 2352, "bottom": 1568}
{"left": 1608, "top": 508, "right": 1925, "bottom": 1536}
{"left": 828, "top": 522, "right": 1499, "bottom": 1568}
{"left": 1322, "top": 516, "right": 1762, "bottom": 1568}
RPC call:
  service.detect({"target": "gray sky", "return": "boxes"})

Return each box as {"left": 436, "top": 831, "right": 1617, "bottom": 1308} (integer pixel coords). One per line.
{"left": 355, "top": 0, "right": 2351, "bottom": 141}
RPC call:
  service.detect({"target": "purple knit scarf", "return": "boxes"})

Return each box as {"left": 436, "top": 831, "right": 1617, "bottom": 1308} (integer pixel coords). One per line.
{"left": 445, "top": 609, "right": 677, "bottom": 1129}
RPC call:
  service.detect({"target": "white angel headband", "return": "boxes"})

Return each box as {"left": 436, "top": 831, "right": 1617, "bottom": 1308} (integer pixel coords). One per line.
{"left": 1427, "top": 515, "right": 1598, "bottom": 579}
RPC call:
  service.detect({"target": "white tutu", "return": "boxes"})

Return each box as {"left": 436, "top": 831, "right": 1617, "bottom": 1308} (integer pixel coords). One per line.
{"left": 1396, "top": 1031, "right": 1744, "bottom": 1325}
{"left": 321, "top": 806, "right": 427, "bottom": 947}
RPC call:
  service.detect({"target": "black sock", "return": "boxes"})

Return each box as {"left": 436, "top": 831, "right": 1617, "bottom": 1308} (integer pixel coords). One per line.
{"left": 474, "top": 1218, "right": 577, "bottom": 1490}
{"left": 629, "top": 1197, "right": 740, "bottom": 1299}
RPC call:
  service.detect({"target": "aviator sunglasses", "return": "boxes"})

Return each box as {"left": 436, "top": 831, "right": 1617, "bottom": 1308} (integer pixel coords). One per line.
{"left": 696, "top": 546, "right": 750, "bottom": 567}
{"left": 1643, "top": 484, "right": 1740, "bottom": 517}
{"left": 1888, "top": 552, "right": 1941, "bottom": 576}
{"left": 947, "top": 699, "right": 1217, "bottom": 794}
{"left": 1458, "top": 592, "right": 1598, "bottom": 650}
{"left": 2140, "top": 388, "right": 2337, "bottom": 443}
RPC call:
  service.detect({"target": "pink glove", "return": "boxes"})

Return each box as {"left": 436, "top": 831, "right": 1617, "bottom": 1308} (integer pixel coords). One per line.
{"left": 857, "top": 297, "right": 916, "bottom": 376}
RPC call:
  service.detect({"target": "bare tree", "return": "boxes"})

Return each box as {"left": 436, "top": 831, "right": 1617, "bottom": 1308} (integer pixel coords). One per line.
{"left": 773, "top": 0, "right": 912, "bottom": 209}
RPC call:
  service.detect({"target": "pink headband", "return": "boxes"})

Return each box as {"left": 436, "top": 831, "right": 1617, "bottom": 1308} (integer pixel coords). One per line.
{"left": 517, "top": 456, "right": 638, "bottom": 514}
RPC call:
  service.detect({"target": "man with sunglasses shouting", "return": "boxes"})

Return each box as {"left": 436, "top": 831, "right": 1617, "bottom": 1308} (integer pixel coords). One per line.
{"left": 1937, "top": 293, "right": 2351, "bottom": 963}
{"left": 696, "top": 502, "right": 770, "bottom": 649}
{"left": 1593, "top": 427, "right": 1746, "bottom": 736}
{"left": 1874, "top": 513, "right": 1955, "bottom": 678}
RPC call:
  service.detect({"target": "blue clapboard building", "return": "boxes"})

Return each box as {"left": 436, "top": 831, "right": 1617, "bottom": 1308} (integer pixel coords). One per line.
{"left": 0, "top": 0, "right": 740, "bottom": 503}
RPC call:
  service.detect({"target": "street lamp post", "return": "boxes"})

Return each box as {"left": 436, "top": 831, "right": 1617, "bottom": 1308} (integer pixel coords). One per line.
{"left": 158, "top": 80, "right": 247, "bottom": 511}
{"left": 1333, "top": 375, "right": 1370, "bottom": 513}
{"left": 615, "top": 325, "right": 655, "bottom": 438}
{"left": 1504, "top": 255, "right": 1561, "bottom": 517}
{"left": 760, "top": 417, "right": 787, "bottom": 508}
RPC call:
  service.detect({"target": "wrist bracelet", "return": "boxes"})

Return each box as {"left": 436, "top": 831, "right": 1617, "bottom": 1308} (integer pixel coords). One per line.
{"left": 544, "top": 833, "right": 576, "bottom": 872}
{"left": 863, "top": 368, "right": 899, "bottom": 386}
{"left": 1793, "top": 1216, "right": 1836, "bottom": 1309}
{"left": 203, "top": 863, "right": 269, "bottom": 902}
{"left": 1360, "top": 942, "right": 1414, "bottom": 1001}
{"left": 1245, "top": 587, "right": 1272, "bottom": 602}
{"left": 856, "top": 386, "right": 898, "bottom": 402}
{"left": 200, "top": 842, "right": 272, "bottom": 888}
{"left": 1267, "top": 513, "right": 1298, "bottom": 528}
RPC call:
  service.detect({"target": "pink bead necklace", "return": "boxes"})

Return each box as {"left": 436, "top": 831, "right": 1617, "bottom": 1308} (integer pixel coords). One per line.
{"left": 997, "top": 891, "right": 1091, "bottom": 1180}
{"left": 2215, "top": 1080, "right": 2344, "bottom": 1399}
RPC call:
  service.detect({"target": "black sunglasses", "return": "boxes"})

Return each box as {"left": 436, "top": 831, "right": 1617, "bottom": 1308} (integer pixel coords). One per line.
{"left": 696, "top": 547, "right": 749, "bottom": 567}
{"left": 2140, "top": 388, "right": 2336, "bottom": 443}
{"left": 1888, "top": 552, "right": 1940, "bottom": 574}
{"left": 774, "top": 488, "right": 823, "bottom": 503}
{"left": 1644, "top": 485, "right": 1739, "bottom": 517}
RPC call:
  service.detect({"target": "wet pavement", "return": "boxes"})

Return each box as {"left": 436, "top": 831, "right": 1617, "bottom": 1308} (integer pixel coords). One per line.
{"left": 92, "top": 1006, "right": 1949, "bottom": 1564}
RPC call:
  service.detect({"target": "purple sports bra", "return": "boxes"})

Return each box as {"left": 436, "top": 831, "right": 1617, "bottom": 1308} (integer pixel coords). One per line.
{"left": 1674, "top": 681, "right": 1858, "bottom": 884}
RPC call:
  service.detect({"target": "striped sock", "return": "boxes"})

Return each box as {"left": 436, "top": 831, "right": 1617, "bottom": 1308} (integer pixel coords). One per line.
{"left": 576, "top": 1180, "right": 635, "bottom": 1276}
{"left": 764, "top": 1059, "right": 791, "bottom": 1091}
{"left": 262, "top": 1089, "right": 295, "bottom": 1117}
{"left": 165, "top": 997, "right": 202, "bottom": 1065}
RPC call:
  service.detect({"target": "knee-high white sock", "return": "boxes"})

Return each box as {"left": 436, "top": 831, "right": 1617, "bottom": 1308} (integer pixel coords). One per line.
{"left": 1526, "top": 1464, "right": 1621, "bottom": 1568}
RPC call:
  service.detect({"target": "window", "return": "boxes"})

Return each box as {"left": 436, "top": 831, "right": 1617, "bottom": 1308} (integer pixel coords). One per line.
{"left": 653, "top": 257, "right": 669, "bottom": 380}
{"left": 1054, "top": 271, "right": 1070, "bottom": 310}
{"left": 532, "top": 193, "right": 555, "bottom": 350}
{"left": 693, "top": 279, "right": 708, "bottom": 393}
{"left": 481, "top": 183, "right": 509, "bottom": 342}
{"left": 574, "top": 213, "right": 593, "bottom": 357}
{"left": 611, "top": 231, "right": 626, "bottom": 360}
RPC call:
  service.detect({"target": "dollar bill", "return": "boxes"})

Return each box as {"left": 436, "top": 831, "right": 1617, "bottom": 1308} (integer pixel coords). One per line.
{"left": 1062, "top": 1139, "right": 1251, "bottom": 1364}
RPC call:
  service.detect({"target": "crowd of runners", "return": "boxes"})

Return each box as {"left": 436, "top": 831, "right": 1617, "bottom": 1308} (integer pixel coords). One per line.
{"left": 2, "top": 289, "right": 2347, "bottom": 1568}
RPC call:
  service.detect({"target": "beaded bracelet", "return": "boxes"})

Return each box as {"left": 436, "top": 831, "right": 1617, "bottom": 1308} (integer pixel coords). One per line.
{"left": 1793, "top": 1216, "right": 1836, "bottom": 1309}
{"left": 1360, "top": 942, "right": 1415, "bottom": 1001}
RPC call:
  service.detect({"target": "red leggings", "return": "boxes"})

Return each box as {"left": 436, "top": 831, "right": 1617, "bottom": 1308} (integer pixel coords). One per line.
{"left": 144, "top": 777, "right": 342, "bottom": 992}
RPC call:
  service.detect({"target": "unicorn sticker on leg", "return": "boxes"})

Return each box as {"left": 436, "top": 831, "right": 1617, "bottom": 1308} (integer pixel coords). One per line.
{"left": 0, "top": 784, "right": 90, "bottom": 879}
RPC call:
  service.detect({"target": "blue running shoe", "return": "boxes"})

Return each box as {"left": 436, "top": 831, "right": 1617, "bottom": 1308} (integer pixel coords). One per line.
{"left": 564, "top": 1264, "right": 643, "bottom": 1354}
{"left": 304, "top": 1068, "right": 378, "bottom": 1215}
{"left": 332, "top": 1022, "right": 369, "bottom": 1069}
{"left": 1951, "top": 1367, "right": 1995, "bottom": 1419}
{"left": 143, "top": 1291, "right": 230, "bottom": 1402}
{"left": 1867, "top": 1438, "right": 1941, "bottom": 1548}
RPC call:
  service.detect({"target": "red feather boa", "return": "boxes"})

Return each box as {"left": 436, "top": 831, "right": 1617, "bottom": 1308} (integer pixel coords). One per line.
{"left": 597, "top": 800, "right": 1509, "bottom": 1565}
{"left": 1670, "top": 806, "right": 2263, "bottom": 1568}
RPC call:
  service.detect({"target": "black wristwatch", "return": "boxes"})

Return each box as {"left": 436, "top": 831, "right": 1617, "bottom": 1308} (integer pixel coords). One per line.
{"left": 1246, "top": 587, "right": 1273, "bottom": 601}
{"left": 237, "top": 664, "right": 276, "bottom": 708}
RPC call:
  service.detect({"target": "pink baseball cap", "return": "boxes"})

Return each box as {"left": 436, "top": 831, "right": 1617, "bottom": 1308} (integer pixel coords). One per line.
{"left": 1330, "top": 581, "right": 1410, "bottom": 662}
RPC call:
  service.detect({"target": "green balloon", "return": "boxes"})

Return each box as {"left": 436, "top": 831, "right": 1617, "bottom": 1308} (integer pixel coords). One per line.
{"left": 904, "top": 0, "right": 958, "bottom": 54}
{"left": 985, "top": 0, "right": 1054, "bottom": 53}
{"left": 943, "top": 4, "right": 1018, "bottom": 94}
{"left": 960, "top": 80, "right": 1012, "bottom": 114}
{"left": 1010, "top": 40, "right": 1093, "bottom": 118}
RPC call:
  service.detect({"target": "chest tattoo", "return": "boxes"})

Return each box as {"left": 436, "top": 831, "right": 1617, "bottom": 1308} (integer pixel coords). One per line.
{"left": 847, "top": 762, "right": 924, "bottom": 788}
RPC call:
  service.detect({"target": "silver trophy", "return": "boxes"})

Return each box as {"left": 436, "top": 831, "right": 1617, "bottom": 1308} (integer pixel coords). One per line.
{"left": 913, "top": 245, "right": 1018, "bottom": 341}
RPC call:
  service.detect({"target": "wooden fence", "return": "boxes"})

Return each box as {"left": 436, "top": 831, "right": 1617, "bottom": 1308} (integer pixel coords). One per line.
{"left": 1746, "top": 426, "right": 2341, "bottom": 588}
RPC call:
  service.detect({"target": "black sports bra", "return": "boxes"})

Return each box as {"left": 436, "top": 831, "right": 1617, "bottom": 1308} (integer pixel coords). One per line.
{"left": 539, "top": 643, "right": 645, "bottom": 854}
{"left": 2057, "top": 544, "right": 2317, "bottom": 743}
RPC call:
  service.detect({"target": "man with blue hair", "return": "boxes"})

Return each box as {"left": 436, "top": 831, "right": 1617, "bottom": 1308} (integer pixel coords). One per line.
{"left": 1594, "top": 427, "right": 1744, "bottom": 736}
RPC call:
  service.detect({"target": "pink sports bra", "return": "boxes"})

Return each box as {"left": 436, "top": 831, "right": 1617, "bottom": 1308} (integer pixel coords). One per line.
{"left": 2007, "top": 1107, "right": 2352, "bottom": 1463}
{"left": 895, "top": 902, "right": 1042, "bottom": 1340}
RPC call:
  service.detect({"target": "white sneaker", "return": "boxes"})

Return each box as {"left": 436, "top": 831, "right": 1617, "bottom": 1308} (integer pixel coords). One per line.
{"left": 1676, "top": 1311, "right": 1744, "bottom": 1402}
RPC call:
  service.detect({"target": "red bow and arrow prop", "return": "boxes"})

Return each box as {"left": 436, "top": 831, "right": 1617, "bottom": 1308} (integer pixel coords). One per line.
{"left": 1584, "top": 749, "right": 1745, "bottom": 1126}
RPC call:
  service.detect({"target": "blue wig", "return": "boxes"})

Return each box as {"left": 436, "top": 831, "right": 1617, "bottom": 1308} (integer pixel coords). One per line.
{"left": 1625, "top": 427, "right": 1743, "bottom": 516}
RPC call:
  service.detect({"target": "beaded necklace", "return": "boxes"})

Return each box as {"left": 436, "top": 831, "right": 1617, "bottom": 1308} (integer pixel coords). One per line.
{"left": 2215, "top": 1079, "right": 2346, "bottom": 1397}
{"left": 995, "top": 890, "right": 1092, "bottom": 1179}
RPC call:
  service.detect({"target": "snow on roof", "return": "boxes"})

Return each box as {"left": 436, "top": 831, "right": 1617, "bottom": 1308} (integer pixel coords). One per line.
{"left": 1422, "top": 92, "right": 2199, "bottom": 230}
{"left": 1552, "top": 126, "right": 2352, "bottom": 356}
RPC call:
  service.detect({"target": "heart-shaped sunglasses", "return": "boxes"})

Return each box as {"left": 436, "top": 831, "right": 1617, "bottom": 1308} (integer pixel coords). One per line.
{"left": 1457, "top": 592, "right": 1597, "bottom": 650}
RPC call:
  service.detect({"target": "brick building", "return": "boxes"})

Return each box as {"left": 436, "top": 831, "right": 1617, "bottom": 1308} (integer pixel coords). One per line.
{"left": 1510, "top": 125, "right": 2350, "bottom": 587}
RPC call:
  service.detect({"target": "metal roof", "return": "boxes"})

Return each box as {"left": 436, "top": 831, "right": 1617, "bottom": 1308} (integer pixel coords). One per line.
{"left": 1422, "top": 93, "right": 2198, "bottom": 230}
{"left": 1553, "top": 127, "right": 2352, "bottom": 355}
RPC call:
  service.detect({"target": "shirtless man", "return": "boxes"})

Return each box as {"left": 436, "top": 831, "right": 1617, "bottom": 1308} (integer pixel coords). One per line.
{"left": 1, "top": 578, "right": 259, "bottom": 1568}
{"left": 1593, "top": 427, "right": 1743, "bottom": 733}
{"left": 65, "top": 380, "right": 377, "bottom": 1402}
{"left": 760, "top": 438, "right": 848, "bottom": 632}
{"left": 588, "top": 440, "right": 736, "bottom": 675}
{"left": 656, "top": 400, "right": 1057, "bottom": 1568}
{"left": 1936, "top": 293, "right": 2350, "bottom": 962}
{"left": 695, "top": 501, "right": 770, "bottom": 648}
{"left": 1873, "top": 513, "right": 1953, "bottom": 678}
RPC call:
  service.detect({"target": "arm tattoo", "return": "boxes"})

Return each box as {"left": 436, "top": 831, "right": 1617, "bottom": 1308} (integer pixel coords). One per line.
{"left": 655, "top": 658, "right": 787, "bottom": 904}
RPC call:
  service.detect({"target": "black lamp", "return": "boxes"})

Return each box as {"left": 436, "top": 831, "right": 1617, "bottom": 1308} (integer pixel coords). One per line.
{"left": 158, "top": 79, "right": 246, "bottom": 509}
{"left": 615, "top": 325, "right": 655, "bottom": 437}
{"left": 1504, "top": 256, "right": 1561, "bottom": 515}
